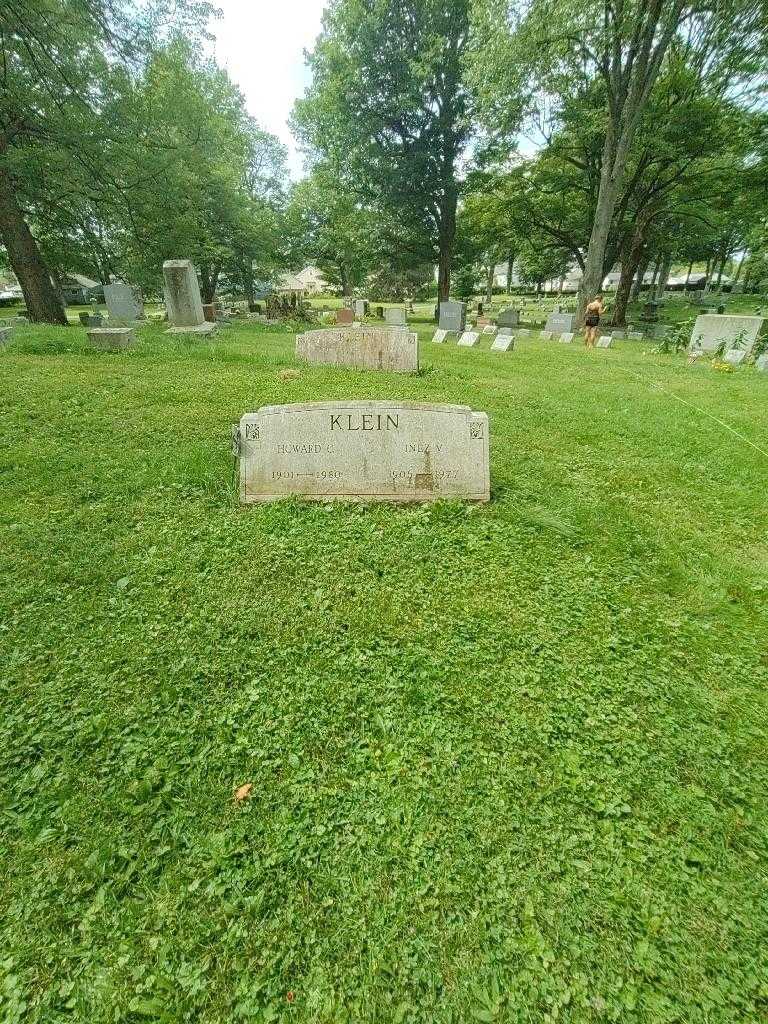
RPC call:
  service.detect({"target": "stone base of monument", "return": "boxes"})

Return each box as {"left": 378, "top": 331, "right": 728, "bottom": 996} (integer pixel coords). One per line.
{"left": 165, "top": 322, "right": 218, "bottom": 335}
{"left": 297, "top": 326, "right": 418, "bottom": 372}
{"left": 86, "top": 327, "right": 136, "bottom": 350}
{"left": 236, "top": 401, "right": 490, "bottom": 503}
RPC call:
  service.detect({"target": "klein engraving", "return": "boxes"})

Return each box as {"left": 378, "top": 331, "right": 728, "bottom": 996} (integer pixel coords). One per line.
{"left": 330, "top": 413, "right": 399, "bottom": 431}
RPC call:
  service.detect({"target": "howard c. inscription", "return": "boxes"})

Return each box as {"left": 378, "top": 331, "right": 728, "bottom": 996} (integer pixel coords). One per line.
{"left": 239, "top": 401, "right": 490, "bottom": 503}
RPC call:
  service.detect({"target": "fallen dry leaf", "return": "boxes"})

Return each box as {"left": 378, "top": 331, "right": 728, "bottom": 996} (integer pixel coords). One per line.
{"left": 233, "top": 783, "right": 253, "bottom": 802}
{"left": 278, "top": 368, "right": 301, "bottom": 382}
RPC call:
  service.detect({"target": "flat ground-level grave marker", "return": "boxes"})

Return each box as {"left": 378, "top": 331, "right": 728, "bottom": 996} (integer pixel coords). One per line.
{"left": 238, "top": 401, "right": 490, "bottom": 503}
{"left": 297, "top": 326, "right": 418, "bottom": 372}
{"left": 86, "top": 327, "right": 135, "bottom": 350}
{"left": 490, "top": 334, "right": 514, "bottom": 352}
{"left": 539, "top": 330, "right": 552, "bottom": 340}
{"left": 432, "top": 329, "right": 448, "bottom": 343}
{"left": 458, "top": 330, "right": 480, "bottom": 347}
{"left": 482, "top": 324, "right": 497, "bottom": 335}
{"left": 559, "top": 332, "right": 575, "bottom": 343}
{"left": 596, "top": 335, "right": 613, "bottom": 348}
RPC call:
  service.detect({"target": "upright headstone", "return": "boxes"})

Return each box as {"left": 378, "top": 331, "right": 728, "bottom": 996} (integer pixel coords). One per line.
{"left": 690, "top": 314, "right": 766, "bottom": 355}
{"left": 559, "top": 332, "right": 575, "bottom": 344}
{"left": 202, "top": 303, "right": 216, "bottom": 322}
{"left": 104, "top": 282, "right": 144, "bottom": 324}
{"left": 336, "top": 308, "right": 354, "bottom": 325}
{"left": 237, "top": 401, "right": 490, "bottom": 503}
{"left": 458, "top": 331, "right": 480, "bottom": 348}
{"left": 86, "top": 327, "right": 135, "bottom": 351}
{"left": 0, "top": 326, "right": 12, "bottom": 346}
{"left": 490, "top": 334, "right": 514, "bottom": 352}
{"left": 596, "top": 335, "right": 613, "bottom": 348}
{"left": 296, "top": 326, "right": 418, "bottom": 373}
{"left": 628, "top": 330, "right": 644, "bottom": 340}
{"left": 755, "top": 354, "right": 768, "bottom": 372}
{"left": 723, "top": 349, "right": 746, "bottom": 367}
{"left": 482, "top": 324, "right": 497, "bottom": 335}
{"left": 432, "top": 329, "right": 448, "bottom": 344}
{"left": 353, "top": 299, "right": 369, "bottom": 319}
{"left": 384, "top": 307, "right": 407, "bottom": 326}
{"left": 439, "top": 301, "right": 466, "bottom": 333}
{"left": 163, "top": 259, "right": 215, "bottom": 334}
{"left": 496, "top": 308, "right": 519, "bottom": 329}
{"left": 545, "top": 312, "right": 575, "bottom": 334}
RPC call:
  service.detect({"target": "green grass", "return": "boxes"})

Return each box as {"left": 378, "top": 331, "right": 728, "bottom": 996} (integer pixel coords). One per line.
{"left": 1, "top": 318, "right": 767, "bottom": 1024}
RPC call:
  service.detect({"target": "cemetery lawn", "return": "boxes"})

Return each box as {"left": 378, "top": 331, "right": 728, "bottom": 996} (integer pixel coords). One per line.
{"left": 2, "top": 320, "right": 768, "bottom": 1024}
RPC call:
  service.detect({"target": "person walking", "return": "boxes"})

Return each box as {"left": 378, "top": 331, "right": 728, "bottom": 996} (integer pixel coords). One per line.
{"left": 584, "top": 294, "right": 605, "bottom": 348}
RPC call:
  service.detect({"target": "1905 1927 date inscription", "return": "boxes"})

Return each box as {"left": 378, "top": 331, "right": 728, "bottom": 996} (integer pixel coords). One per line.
{"left": 238, "top": 401, "right": 490, "bottom": 503}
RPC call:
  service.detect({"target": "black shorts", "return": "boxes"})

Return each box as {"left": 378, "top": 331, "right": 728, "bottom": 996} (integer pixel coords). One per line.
{"left": 585, "top": 315, "right": 600, "bottom": 328}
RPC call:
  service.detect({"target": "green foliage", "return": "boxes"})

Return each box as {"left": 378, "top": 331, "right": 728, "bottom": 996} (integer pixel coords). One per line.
{"left": 1, "top": 316, "right": 768, "bottom": 1021}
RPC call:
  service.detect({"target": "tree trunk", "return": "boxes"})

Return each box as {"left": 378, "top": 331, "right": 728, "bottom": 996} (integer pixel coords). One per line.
{"left": 0, "top": 164, "right": 67, "bottom": 324}
{"left": 704, "top": 257, "right": 712, "bottom": 291}
{"left": 485, "top": 260, "right": 494, "bottom": 305}
{"left": 506, "top": 254, "right": 514, "bottom": 294}
{"left": 732, "top": 252, "right": 747, "bottom": 285}
{"left": 631, "top": 256, "right": 649, "bottom": 301}
{"left": 684, "top": 260, "right": 693, "bottom": 287}
{"left": 339, "top": 263, "right": 353, "bottom": 297}
{"left": 577, "top": 123, "right": 625, "bottom": 324}
{"left": 437, "top": 182, "right": 457, "bottom": 301}
{"left": 715, "top": 254, "right": 727, "bottom": 288}
{"left": 613, "top": 228, "right": 647, "bottom": 327}
{"left": 655, "top": 254, "right": 672, "bottom": 298}
{"left": 650, "top": 262, "right": 660, "bottom": 289}
{"left": 243, "top": 257, "right": 255, "bottom": 308}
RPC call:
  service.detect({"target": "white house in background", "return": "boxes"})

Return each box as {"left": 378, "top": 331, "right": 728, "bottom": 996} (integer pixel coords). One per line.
{"left": 278, "top": 266, "right": 328, "bottom": 294}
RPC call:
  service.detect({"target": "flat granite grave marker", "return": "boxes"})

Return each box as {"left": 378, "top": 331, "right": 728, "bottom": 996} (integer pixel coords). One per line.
{"left": 539, "top": 330, "right": 552, "bottom": 340}
{"left": 296, "top": 326, "right": 418, "bottom": 373}
{"left": 628, "top": 330, "right": 644, "bottom": 340}
{"left": 517, "top": 328, "right": 530, "bottom": 337}
{"left": 439, "top": 301, "right": 466, "bottom": 333}
{"left": 596, "top": 335, "right": 613, "bottom": 348}
{"left": 490, "top": 334, "right": 514, "bottom": 352}
{"left": 482, "top": 324, "right": 497, "bottom": 335}
{"left": 559, "top": 332, "right": 575, "bottom": 343}
{"left": 384, "top": 307, "right": 407, "bottom": 326}
{"left": 86, "top": 327, "right": 135, "bottom": 351}
{"left": 237, "top": 401, "right": 490, "bottom": 503}
{"left": 690, "top": 314, "right": 766, "bottom": 355}
{"left": 432, "top": 329, "right": 448, "bottom": 344}
{"left": 545, "top": 312, "right": 575, "bottom": 334}
{"left": 104, "top": 282, "right": 144, "bottom": 323}
{"left": 723, "top": 348, "right": 747, "bottom": 367}
{"left": 458, "top": 331, "right": 480, "bottom": 347}
{"left": 163, "top": 259, "right": 216, "bottom": 334}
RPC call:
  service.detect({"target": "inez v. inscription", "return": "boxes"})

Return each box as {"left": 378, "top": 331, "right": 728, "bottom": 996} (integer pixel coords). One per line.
{"left": 239, "top": 401, "right": 490, "bottom": 504}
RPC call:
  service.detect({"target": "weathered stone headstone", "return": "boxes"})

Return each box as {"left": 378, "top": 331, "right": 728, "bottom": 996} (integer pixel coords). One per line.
{"left": 439, "top": 301, "right": 466, "bottom": 332}
{"left": 296, "top": 326, "right": 418, "bottom": 372}
{"left": 545, "top": 312, "right": 575, "bottom": 334}
{"left": 336, "top": 308, "right": 354, "bottom": 325}
{"left": 237, "top": 401, "right": 490, "bottom": 503}
{"left": 0, "top": 316, "right": 28, "bottom": 327}
{"left": 539, "top": 330, "right": 552, "bottom": 340}
{"left": 517, "top": 328, "right": 530, "bottom": 337}
{"left": 596, "top": 335, "right": 613, "bottom": 348}
{"left": 559, "top": 332, "right": 575, "bottom": 344}
{"left": 755, "top": 354, "right": 768, "bottom": 372}
{"left": 432, "top": 329, "right": 448, "bottom": 344}
{"left": 610, "top": 330, "right": 626, "bottom": 340}
{"left": 384, "top": 307, "right": 407, "bottom": 326}
{"left": 496, "top": 308, "right": 519, "bottom": 329}
{"left": 353, "top": 299, "right": 369, "bottom": 319}
{"left": 458, "top": 331, "right": 480, "bottom": 347}
{"left": 104, "top": 282, "right": 144, "bottom": 323}
{"left": 628, "top": 330, "right": 644, "bottom": 340}
{"left": 490, "top": 334, "right": 514, "bottom": 352}
{"left": 481, "top": 324, "right": 497, "bottom": 335}
{"left": 86, "top": 327, "right": 135, "bottom": 351}
{"left": 202, "top": 303, "right": 216, "bottom": 322}
{"left": 163, "top": 259, "right": 216, "bottom": 334}
{"left": 79, "top": 312, "right": 103, "bottom": 327}
{"left": 0, "top": 326, "right": 12, "bottom": 346}
{"left": 690, "top": 314, "right": 765, "bottom": 355}
{"left": 722, "top": 348, "right": 746, "bottom": 367}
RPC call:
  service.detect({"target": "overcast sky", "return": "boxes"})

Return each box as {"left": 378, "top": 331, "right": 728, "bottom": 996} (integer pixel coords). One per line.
{"left": 209, "top": 0, "right": 328, "bottom": 179}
